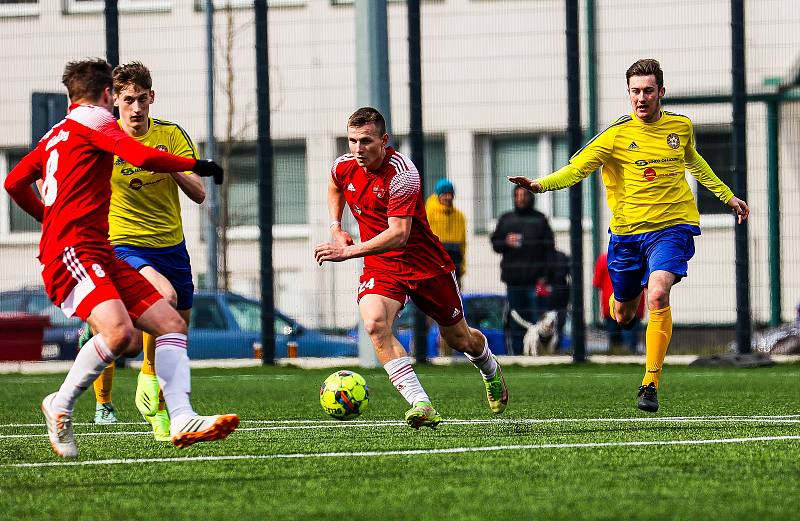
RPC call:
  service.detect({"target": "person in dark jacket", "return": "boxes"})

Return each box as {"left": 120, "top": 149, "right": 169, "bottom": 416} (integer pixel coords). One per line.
{"left": 491, "top": 186, "right": 555, "bottom": 355}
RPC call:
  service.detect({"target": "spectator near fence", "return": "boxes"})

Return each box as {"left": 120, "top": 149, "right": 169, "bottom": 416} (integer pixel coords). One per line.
{"left": 490, "top": 185, "right": 555, "bottom": 355}
{"left": 425, "top": 178, "right": 466, "bottom": 286}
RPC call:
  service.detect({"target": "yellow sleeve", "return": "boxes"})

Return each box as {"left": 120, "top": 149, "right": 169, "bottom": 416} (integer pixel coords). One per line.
{"left": 170, "top": 125, "right": 199, "bottom": 164}
{"left": 685, "top": 132, "right": 734, "bottom": 204}
{"left": 535, "top": 123, "right": 616, "bottom": 191}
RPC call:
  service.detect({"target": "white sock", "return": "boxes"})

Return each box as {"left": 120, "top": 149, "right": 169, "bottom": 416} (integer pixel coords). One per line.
{"left": 384, "top": 356, "right": 430, "bottom": 406}
{"left": 53, "top": 334, "right": 117, "bottom": 414}
{"left": 154, "top": 333, "right": 195, "bottom": 420}
{"left": 464, "top": 340, "right": 498, "bottom": 380}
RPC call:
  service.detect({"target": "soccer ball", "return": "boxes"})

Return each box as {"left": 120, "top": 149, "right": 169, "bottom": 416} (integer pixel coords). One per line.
{"left": 319, "top": 370, "right": 369, "bottom": 420}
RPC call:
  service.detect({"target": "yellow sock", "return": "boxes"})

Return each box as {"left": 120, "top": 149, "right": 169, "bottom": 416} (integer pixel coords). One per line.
{"left": 141, "top": 332, "right": 156, "bottom": 376}
{"left": 642, "top": 306, "right": 672, "bottom": 389}
{"left": 93, "top": 363, "right": 115, "bottom": 404}
{"left": 608, "top": 294, "right": 617, "bottom": 321}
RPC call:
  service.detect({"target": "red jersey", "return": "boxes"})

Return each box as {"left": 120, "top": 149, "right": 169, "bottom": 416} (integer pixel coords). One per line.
{"left": 4, "top": 104, "right": 196, "bottom": 265}
{"left": 331, "top": 147, "right": 454, "bottom": 280}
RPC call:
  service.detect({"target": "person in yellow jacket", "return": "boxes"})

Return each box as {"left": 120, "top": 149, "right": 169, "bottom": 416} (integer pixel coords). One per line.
{"left": 425, "top": 179, "right": 467, "bottom": 286}
{"left": 426, "top": 179, "right": 467, "bottom": 357}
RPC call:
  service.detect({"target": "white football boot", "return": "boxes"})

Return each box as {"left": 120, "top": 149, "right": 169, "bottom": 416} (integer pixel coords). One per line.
{"left": 41, "top": 392, "right": 78, "bottom": 458}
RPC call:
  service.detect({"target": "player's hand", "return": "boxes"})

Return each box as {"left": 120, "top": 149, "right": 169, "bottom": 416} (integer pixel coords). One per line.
{"left": 193, "top": 159, "right": 224, "bottom": 185}
{"left": 508, "top": 176, "right": 542, "bottom": 193}
{"left": 727, "top": 196, "right": 750, "bottom": 224}
{"left": 331, "top": 228, "right": 354, "bottom": 246}
{"left": 314, "top": 242, "right": 351, "bottom": 265}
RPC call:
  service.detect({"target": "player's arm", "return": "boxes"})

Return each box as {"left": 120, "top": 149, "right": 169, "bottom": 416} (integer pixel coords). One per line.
{"left": 167, "top": 126, "right": 206, "bottom": 204}
{"left": 326, "top": 174, "right": 353, "bottom": 246}
{"left": 509, "top": 125, "right": 613, "bottom": 193}
{"left": 170, "top": 171, "right": 206, "bottom": 204}
{"left": 3, "top": 149, "right": 44, "bottom": 222}
{"left": 685, "top": 135, "right": 749, "bottom": 224}
{"left": 315, "top": 216, "right": 411, "bottom": 265}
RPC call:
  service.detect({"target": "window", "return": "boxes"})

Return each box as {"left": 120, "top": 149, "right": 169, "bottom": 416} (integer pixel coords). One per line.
{"left": 226, "top": 295, "right": 261, "bottom": 332}
{"left": 1, "top": 149, "right": 40, "bottom": 236}
{"left": 550, "top": 136, "right": 591, "bottom": 220}
{"left": 193, "top": 0, "right": 305, "bottom": 9}
{"left": 190, "top": 296, "right": 228, "bottom": 330}
{"left": 63, "top": 0, "right": 171, "bottom": 14}
{"left": 226, "top": 141, "right": 307, "bottom": 228}
{"left": 489, "top": 136, "right": 538, "bottom": 219}
{"left": 693, "top": 128, "right": 735, "bottom": 215}
{"left": 395, "top": 136, "right": 447, "bottom": 197}
{"left": 0, "top": 0, "right": 37, "bottom": 17}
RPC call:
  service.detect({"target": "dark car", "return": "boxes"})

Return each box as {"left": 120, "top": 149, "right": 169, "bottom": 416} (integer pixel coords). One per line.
{"left": 0, "top": 287, "right": 82, "bottom": 360}
{"left": 189, "top": 291, "right": 357, "bottom": 359}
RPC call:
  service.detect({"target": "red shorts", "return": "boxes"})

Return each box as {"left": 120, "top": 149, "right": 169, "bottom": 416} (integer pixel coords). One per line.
{"left": 357, "top": 270, "right": 464, "bottom": 327}
{"left": 41, "top": 245, "right": 162, "bottom": 321}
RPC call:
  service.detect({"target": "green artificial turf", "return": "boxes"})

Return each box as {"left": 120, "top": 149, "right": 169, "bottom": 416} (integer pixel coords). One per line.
{"left": 0, "top": 363, "right": 798, "bottom": 520}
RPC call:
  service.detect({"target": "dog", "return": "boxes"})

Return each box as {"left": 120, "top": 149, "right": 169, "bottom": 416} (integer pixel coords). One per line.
{"left": 509, "top": 309, "right": 559, "bottom": 356}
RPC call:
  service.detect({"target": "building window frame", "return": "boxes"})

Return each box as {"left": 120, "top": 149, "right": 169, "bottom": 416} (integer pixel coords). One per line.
{"left": 0, "top": 0, "right": 39, "bottom": 18}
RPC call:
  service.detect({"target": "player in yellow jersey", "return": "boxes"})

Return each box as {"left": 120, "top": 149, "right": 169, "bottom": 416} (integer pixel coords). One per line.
{"left": 83, "top": 61, "right": 206, "bottom": 439}
{"left": 509, "top": 59, "right": 749, "bottom": 412}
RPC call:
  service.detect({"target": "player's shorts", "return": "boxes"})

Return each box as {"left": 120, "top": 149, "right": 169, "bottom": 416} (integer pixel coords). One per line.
{"left": 41, "top": 245, "right": 162, "bottom": 322}
{"left": 113, "top": 240, "right": 194, "bottom": 310}
{"left": 607, "top": 224, "right": 700, "bottom": 302}
{"left": 357, "top": 270, "right": 464, "bottom": 327}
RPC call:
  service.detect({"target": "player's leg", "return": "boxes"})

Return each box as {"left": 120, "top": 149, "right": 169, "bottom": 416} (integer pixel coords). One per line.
{"left": 79, "top": 322, "right": 119, "bottom": 424}
{"left": 358, "top": 275, "right": 441, "bottom": 428}
{"left": 135, "top": 266, "right": 179, "bottom": 441}
{"left": 637, "top": 226, "right": 696, "bottom": 412}
{"left": 415, "top": 272, "right": 508, "bottom": 414}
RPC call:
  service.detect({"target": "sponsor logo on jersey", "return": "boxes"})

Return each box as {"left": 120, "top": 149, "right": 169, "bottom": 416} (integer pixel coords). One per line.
{"left": 627, "top": 141, "right": 639, "bottom": 150}
{"left": 354, "top": 204, "right": 362, "bottom": 214}
{"left": 347, "top": 183, "right": 356, "bottom": 191}
{"left": 634, "top": 157, "right": 679, "bottom": 167}
{"left": 643, "top": 168, "right": 657, "bottom": 181}
{"left": 130, "top": 178, "right": 143, "bottom": 190}
{"left": 114, "top": 156, "right": 126, "bottom": 165}
{"left": 666, "top": 133, "right": 680, "bottom": 149}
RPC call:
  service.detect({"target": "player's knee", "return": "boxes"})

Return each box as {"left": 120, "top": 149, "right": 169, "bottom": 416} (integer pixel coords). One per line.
{"left": 647, "top": 287, "right": 670, "bottom": 310}
{"left": 362, "top": 317, "right": 389, "bottom": 339}
{"left": 160, "top": 288, "right": 178, "bottom": 309}
{"left": 104, "top": 324, "right": 136, "bottom": 355}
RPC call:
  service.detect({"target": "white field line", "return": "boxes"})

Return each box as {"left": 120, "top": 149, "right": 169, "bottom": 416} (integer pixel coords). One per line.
{"left": 8, "top": 435, "right": 800, "bottom": 468}
{"left": 1, "top": 415, "right": 798, "bottom": 440}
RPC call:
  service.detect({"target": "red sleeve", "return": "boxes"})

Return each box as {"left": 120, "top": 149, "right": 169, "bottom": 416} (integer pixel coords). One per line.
{"left": 3, "top": 149, "right": 44, "bottom": 222}
{"left": 387, "top": 170, "right": 420, "bottom": 217}
{"left": 114, "top": 136, "right": 196, "bottom": 173}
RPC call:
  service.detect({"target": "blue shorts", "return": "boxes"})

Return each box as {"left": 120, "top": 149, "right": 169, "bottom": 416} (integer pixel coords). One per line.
{"left": 607, "top": 224, "right": 700, "bottom": 302}
{"left": 113, "top": 240, "right": 194, "bottom": 310}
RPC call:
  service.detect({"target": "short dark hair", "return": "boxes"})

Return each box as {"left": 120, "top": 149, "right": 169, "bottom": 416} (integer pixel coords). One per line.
{"left": 626, "top": 59, "right": 664, "bottom": 89}
{"left": 112, "top": 61, "right": 152, "bottom": 93}
{"left": 347, "top": 107, "right": 386, "bottom": 136}
{"left": 62, "top": 58, "right": 113, "bottom": 102}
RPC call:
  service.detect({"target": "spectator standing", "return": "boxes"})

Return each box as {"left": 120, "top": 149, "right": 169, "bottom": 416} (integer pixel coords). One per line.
{"left": 425, "top": 178, "right": 467, "bottom": 286}
{"left": 491, "top": 186, "right": 555, "bottom": 355}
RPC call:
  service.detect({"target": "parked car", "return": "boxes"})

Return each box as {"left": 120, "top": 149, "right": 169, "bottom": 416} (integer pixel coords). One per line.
{"left": 189, "top": 291, "right": 357, "bottom": 359}
{"left": 0, "top": 287, "right": 357, "bottom": 360}
{"left": 0, "top": 287, "right": 82, "bottom": 360}
{"left": 353, "top": 293, "right": 508, "bottom": 357}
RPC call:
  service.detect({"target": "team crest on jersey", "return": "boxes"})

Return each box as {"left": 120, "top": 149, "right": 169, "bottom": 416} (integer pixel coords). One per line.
{"left": 156, "top": 144, "right": 168, "bottom": 152}
{"left": 372, "top": 184, "right": 386, "bottom": 199}
{"left": 666, "top": 133, "right": 680, "bottom": 149}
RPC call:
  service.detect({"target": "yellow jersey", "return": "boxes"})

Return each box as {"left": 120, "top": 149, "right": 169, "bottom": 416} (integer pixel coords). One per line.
{"left": 108, "top": 118, "right": 198, "bottom": 247}
{"left": 536, "top": 110, "right": 734, "bottom": 235}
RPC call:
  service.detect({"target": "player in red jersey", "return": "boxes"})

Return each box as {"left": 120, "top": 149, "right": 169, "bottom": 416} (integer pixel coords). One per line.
{"left": 314, "top": 107, "right": 508, "bottom": 428}
{"left": 4, "top": 58, "right": 238, "bottom": 458}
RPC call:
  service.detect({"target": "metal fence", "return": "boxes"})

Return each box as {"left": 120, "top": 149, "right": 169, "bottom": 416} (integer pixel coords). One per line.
{"left": 1, "top": 0, "right": 798, "bottom": 360}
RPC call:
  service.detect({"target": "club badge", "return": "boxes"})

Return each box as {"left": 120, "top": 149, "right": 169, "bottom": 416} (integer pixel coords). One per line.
{"left": 666, "top": 133, "right": 680, "bottom": 149}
